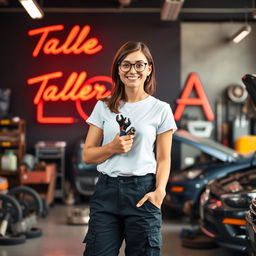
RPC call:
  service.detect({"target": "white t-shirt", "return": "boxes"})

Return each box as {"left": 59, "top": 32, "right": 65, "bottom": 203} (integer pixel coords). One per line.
{"left": 86, "top": 96, "right": 177, "bottom": 177}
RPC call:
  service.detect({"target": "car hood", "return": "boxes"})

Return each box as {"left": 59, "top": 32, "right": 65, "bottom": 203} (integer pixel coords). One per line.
{"left": 242, "top": 74, "right": 256, "bottom": 106}
{"left": 173, "top": 129, "right": 243, "bottom": 162}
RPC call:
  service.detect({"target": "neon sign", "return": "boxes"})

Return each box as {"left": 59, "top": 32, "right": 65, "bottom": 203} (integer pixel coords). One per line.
{"left": 27, "top": 24, "right": 111, "bottom": 123}
{"left": 27, "top": 25, "right": 214, "bottom": 124}
{"left": 28, "top": 72, "right": 112, "bottom": 123}
{"left": 174, "top": 73, "right": 214, "bottom": 121}
{"left": 28, "top": 25, "right": 103, "bottom": 57}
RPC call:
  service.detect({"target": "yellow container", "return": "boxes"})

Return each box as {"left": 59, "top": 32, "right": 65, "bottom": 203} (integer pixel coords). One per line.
{"left": 235, "top": 135, "right": 256, "bottom": 154}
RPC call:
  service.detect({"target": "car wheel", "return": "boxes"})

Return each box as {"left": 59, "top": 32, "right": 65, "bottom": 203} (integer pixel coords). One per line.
{"left": 247, "top": 249, "right": 256, "bottom": 256}
{"left": 0, "top": 235, "right": 26, "bottom": 245}
{"left": 180, "top": 228, "right": 218, "bottom": 249}
{"left": 41, "top": 198, "right": 49, "bottom": 218}
{"left": 25, "top": 227, "right": 43, "bottom": 239}
{"left": 9, "top": 186, "right": 43, "bottom": 217}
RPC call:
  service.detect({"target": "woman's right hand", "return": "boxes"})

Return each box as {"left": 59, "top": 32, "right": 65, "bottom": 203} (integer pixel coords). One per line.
{"left": 110, "top": 133, "right": 135, "bottom": 154}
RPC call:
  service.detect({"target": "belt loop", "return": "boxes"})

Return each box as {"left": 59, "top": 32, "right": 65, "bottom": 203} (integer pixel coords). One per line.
{"left": 102, "top": 173, "right": 109, "bottom": 187}
{"left": 100, "top": 173, "right": 107, "bottom": 183}
{"left": 104, "top": 173, "right": 108, "bottom": 184}
{"left": 134, "top": 177, "right": 139, "bottom": 186}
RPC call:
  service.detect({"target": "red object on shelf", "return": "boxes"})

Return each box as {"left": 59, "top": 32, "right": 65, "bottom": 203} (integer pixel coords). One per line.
{"left": 20, "top": 164, "right": 56, "bottom": 184}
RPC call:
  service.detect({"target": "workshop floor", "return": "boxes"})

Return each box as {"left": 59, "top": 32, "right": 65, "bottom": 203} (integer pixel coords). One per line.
{"left": 0, "top": 204, "right": 244, "bottom": 256}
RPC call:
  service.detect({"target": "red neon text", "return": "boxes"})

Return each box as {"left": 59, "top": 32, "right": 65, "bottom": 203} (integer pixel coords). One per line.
{"left": 28, "top": 25, "right": 103, "bottom": 57}
{"left": 27, "top": 72, "right": 112, "bottom": 123}
{"left": 174, "top": 73, "right": 214, "bottom": 121}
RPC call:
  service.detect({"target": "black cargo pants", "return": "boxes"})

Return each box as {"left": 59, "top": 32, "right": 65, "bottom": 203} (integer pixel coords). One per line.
{"left": 83, "top": 173, "right": 162, "bottom": 256}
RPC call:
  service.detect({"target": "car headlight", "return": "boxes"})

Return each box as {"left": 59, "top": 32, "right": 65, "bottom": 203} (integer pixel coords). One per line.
{"left": 184, "top": 169, "right": 203, "bottom": 179}
{"left": 221, "top": 192, "right": 256, "bottom": 209}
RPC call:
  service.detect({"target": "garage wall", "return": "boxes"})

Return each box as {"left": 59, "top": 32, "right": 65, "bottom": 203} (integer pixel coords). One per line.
{"left": 0, "top": 12, "right": 181, "bottom": 176}
{"left": 180, "top": 22, "right": 256, "bottom": 168}
{"left": 181, "top": 22, "right": 256, "bottom": 121}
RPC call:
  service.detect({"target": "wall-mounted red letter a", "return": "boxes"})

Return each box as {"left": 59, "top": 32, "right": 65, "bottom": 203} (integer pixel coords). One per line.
{"left": 174, "top": 73, "right": 214, "bottom": 121}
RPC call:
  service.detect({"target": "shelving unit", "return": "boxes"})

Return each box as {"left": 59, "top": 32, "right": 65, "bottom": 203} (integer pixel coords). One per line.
{"left": 0, "top": 119, "right": 26, "bottom": 163}
{"left": 35, "top": 141, "right": 66, "bottom": 199}
{"left": 20, "top": 164, "right": 57, "bottom": 205}
{"left": 0, "top": 119, "right": 26, "bottom": 186}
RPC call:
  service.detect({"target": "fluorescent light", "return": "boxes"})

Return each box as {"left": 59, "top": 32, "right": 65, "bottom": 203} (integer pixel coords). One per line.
{"left": 19, "top": 0, "right": 44, "bottom": 19}
{"left": 161, "top": 0, "right": 184, "bottom": 21}
{"left": 118, "top": 0, "right": 132, "bottom": 7}
{"left": 0, "top": 0, "right": 9, "bottom": 6}
{"left": 230, "top": 25, "right": 251, "bottom": 43}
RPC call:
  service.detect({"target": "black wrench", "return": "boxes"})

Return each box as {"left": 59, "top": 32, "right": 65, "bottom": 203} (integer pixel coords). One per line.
{"left": 116, "top": 114, "right": 135, "bottom": 136}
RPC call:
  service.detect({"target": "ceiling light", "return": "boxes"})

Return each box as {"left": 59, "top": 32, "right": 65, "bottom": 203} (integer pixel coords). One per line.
{"left": 18, "top": 0, "right": 44, "bottom": 19}
{"left": 230, "top": 25, "right": 251, "bottom": 43}
{"left": 118, "top": 0, "right": 131, "bottom": 7}
{"left": 0, "top": 0, "right": 8, "bottom": 6}
{"left": 161, "top": 0, "right": 184, "bottom": 21}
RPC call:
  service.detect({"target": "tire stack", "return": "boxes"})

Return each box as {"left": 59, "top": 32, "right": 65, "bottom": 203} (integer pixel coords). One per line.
{"left": 0, "top": 184, "right": 44, "bottom": 245}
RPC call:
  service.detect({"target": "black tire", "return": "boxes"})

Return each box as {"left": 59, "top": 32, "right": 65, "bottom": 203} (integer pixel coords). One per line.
{"left": 9, "top": 186, "right": 43, "bottom": 217}
{"left": 0, "top": 194, "right": 23, "bottom": 223}
{"left": 247, "top": 246, "right": 256, "bottom": 256}
{"left": 41, "top": 198, "right": 49, "bottom": 218}
{"left": 181, "top": 229, "right": 218, "bottom": 249}
{"left": 25, "top": 227, "right": 43, "bottom": 239}
{"left": 0, "top": 234, "right": 26, "bottom": 245}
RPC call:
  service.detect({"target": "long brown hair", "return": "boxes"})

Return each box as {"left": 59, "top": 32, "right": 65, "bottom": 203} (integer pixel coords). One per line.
{"left": 103, "top": 41, "right": 156, "bottom": 113}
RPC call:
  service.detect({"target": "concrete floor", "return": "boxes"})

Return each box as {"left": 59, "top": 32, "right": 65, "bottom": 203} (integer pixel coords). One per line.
{"left": 0, "top": 204, "right": 244, "bottom": 256}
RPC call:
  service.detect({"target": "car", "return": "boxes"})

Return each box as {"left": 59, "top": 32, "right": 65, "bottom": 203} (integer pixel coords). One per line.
{"left": 243, "top": 73, "right": 256, "bottom": 256}
{"left": 72, "top": 140, "right": 99, "bottom": 197}
{"left": 242, "top": 73, "right": 256, "bottom": 106}
{"left": 246, "top": 198, "right": 256, "bottom": 256}
{"left": 164, "top": 129, "right": 252, "bottom": 217}
{"left": 200, "top": 167, "right": 256, "bottom": 252}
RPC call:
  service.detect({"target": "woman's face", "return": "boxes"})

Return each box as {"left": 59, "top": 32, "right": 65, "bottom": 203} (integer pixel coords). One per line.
{"left": 118, "top": 50, "right": 152, "bottom": 90}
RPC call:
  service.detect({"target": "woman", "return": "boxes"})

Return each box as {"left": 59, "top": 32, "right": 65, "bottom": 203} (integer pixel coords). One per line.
{"left": 82, "top": 41, "right": 177, "bottom": 256}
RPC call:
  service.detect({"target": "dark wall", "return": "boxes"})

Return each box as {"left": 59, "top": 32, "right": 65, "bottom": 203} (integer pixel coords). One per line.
{"left": 0, "top": 12, "right": 181, "bottom": 176}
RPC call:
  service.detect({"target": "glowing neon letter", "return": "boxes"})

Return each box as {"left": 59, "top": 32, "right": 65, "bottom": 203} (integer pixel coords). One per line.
{"left": 28, "top": 25, "right": 64, "bottom": 57}
{"left": 174, "top": 73, "right": 214, "bottom": 121}
{"left": 27, "top": 72, "right": 112, "bottom": 123}
{"left": 28, "top": 25, "right": 103, "bottom": 57}
{"left": 37, "top": 100, "right": 74, "bottom": 124}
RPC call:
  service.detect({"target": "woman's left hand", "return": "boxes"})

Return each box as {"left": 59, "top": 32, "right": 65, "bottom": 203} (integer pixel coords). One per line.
{"left": 136, "top": 188, "right": 166, "bottom": 209}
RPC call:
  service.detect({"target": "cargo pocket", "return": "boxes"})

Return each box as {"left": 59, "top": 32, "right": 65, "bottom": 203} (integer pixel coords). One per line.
{"left": 83, "top": 232, "right": 96, "bottom": 256}
{"left": 146, "top": 229, "right": 162, "bottom": 256}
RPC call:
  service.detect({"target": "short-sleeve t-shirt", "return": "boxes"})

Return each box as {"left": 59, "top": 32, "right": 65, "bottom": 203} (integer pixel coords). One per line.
{"left": 86, "top": 96, "right": 177, "bottom": 177}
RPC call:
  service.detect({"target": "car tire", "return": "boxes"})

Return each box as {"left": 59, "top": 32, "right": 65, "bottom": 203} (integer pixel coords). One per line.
{"left": 9, "top": 186, "right": 43, "bottom": 217}
{"left": 25, "top": 227, "right": 43, "bottom": 239}
{"left": 41, "top": 198, "right": 49, "bottom": 218}
{"left": 180, "top": 228, "right": 218, "bottom": 249}
{"left": 0, "top": 235, "right": 26, "bottom": 245}
{"left": 247, "top": 248, "right": 256, "bottom": 256}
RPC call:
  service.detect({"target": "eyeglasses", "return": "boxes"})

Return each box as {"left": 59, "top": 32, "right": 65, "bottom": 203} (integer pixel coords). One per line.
{"left": 119, "top": 61, "right": 148, "bottom": 72}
